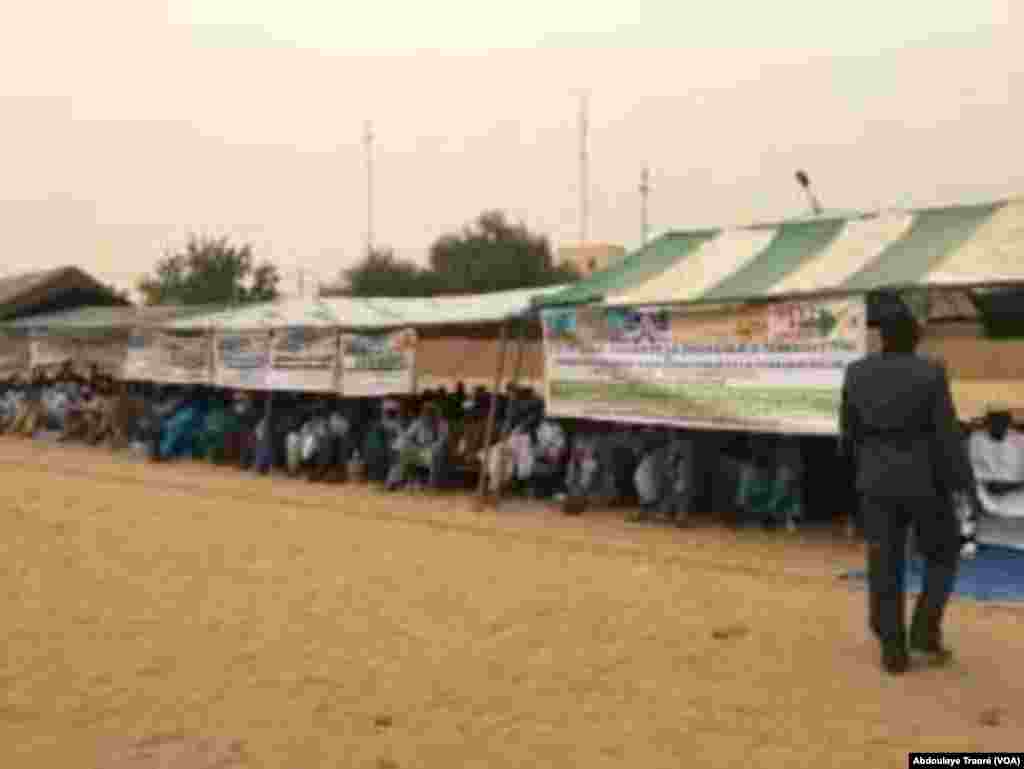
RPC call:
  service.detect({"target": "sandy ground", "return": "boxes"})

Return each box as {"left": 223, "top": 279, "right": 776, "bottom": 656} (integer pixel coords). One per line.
{"left": 1, "top": 438, "right": 1022, "bottom": 769}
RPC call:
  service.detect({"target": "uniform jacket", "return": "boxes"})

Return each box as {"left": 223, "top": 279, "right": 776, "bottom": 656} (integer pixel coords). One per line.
{"left": 840, "top": 352, "right": 970, "bottom": 500}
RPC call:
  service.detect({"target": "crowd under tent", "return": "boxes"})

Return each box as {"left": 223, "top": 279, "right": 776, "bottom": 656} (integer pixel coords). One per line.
{"left": 534, "top": 196, "right": 1024, "bottom": 547}
{"left": 535, "top": 197, "right": 1024, "bottom": 421}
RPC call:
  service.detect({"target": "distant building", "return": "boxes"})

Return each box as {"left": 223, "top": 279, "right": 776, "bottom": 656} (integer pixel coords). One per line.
{"left": 557, "top": 243, "right": 627, "bottom": 277}
{"left": 0, "top": 266, "right": 129, "bottom": 322}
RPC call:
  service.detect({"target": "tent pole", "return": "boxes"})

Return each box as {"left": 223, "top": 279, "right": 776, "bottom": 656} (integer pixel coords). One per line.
{"left": 492, "top": 316, "right": 528, "bottom": 510}
{"left": 476, "top": 318, "right": 510, "bottom": 508}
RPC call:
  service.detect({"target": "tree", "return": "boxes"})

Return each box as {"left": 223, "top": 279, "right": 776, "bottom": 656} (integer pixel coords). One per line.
{"left": 336, "top": 211, "right": 578, "bottom": 298}
{"left": 335, "top": 247, "right": 438, "bottom": 298}
{"left": 428, "top": 210, "right": 577, "bottom": 295}
{"left": 137, "top": 235, "right": 281, "bottom": 306}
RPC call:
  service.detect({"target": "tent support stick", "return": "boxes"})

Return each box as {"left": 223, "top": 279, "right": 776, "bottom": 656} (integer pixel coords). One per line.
{"left": 476, "top": 319, "right": 510, "bottom": 507}
{"left": 492, "top": 317, "right": 528, "bottom": 510}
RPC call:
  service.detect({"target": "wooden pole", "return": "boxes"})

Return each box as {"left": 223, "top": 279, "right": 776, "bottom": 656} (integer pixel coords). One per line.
{"left": 491, "top": 316, "right": 528, "bottom": 510}
{"left": 476, "top": 319, "right": 510, "bottom": 508}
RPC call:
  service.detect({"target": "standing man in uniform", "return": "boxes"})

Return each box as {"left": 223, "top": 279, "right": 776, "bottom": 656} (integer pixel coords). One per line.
{"left": 840, "top": 293, "right": 969, "bottom": 674}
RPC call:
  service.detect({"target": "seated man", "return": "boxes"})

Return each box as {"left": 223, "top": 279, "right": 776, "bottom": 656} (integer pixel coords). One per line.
{"left": 196, "top": 393, "right": 241, "bottom": 464}
{"left": 158, "top": 388, "right": 208, "bottom": 461}
{"left": 386, "top": 401, "right": 449, "bottom": 491}
{"left": 307, "top": 401, "right": 358, "bottom": 482}
{"left": 563, "top": 427, "right": 638, "bottom": 512}
{"left": 285, "top": 405, "right": 325, "bottom": 477}
{"left": 730, "top": 434, "right": 804, "bottom": 531}
{"left": 363, "top": 400, "right": 405, "bottom": 483}
{"left": 8, "top": 373, "right": 48, "bottom": 438}
{"left": 633, "top": 430, "right": 696, "bottom": 526}
{"left": 969, "top": 404, "right": 1024, "bottom": 518}
{"left": 60, "top": 383, "right": 100, "bottom": 442}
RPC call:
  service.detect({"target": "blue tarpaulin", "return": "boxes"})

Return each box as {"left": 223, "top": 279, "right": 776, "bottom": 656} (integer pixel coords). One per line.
{"left": 844, "top": 545, "right": 1024, "bottom": 602}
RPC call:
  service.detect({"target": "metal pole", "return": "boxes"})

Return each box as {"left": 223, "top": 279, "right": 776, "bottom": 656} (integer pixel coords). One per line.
{"left": 640, "top": 166, "right": 650, "bottom": 247}
{"left": 476, "top": 319, "right": 510, "bottom": 507}
{"left": 579, "top": 92, "right": 589, "bottom": 245}
{"left": 364, "top": 121, "right": 375, "bottom": 256}
{"left": 491, "top": 316, "right": 528, "bottom": 510}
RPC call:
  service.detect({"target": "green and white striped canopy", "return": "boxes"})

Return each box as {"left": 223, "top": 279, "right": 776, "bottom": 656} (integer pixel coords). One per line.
{"left": 539, "top": 198, "right": 1023, "bottom": 309}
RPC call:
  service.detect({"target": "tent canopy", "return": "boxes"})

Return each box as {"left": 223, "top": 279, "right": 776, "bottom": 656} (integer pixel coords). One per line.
{"left": 165, "top": 285, "right": 568, "bottom": 331}
{"left": 535, "top": 198, "right": 1023, "bottom": 310}
{"left": 2, "top": 304, "right": 223, "bottom": 333}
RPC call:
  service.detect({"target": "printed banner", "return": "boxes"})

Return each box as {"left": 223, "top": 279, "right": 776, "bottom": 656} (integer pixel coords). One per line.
{"left": 542, "top": 297, "right": 867, "bottom": 435}
{"left": 73, "top": 336, "right": 128, "bottom": 378}
{"left": 340, "top": 329, "right": 417, "bottom": 396}
{"left": 213, "top": 331, "right": 270, "bottom": 390}
{"left": 122, "top": 331, "right": 211, "bottom": 384}
{"left": 0, "top": 335, "right": 29, "bottom": 380}
{"left": 28, "top": 335, "right": 76, "bottom": 370}
{"left": 266, "top": 328, "right": 339, "bottom": 392}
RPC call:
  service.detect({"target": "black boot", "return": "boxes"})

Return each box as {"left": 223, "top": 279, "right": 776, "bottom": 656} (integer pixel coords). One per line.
{"left": 881, "top": 641, "right": 909, "bottom": 674}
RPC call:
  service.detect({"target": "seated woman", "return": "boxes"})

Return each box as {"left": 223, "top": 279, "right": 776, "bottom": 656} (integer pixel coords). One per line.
{"left": 386, "top": 401, "right": 450, "bottom": 491}
{"left": 968, "top": 404, "right": 1024, "bottom": 518}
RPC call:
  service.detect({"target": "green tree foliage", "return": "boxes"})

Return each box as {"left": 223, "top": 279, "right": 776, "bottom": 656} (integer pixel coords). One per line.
{"left": 137, "top": 235, "right": 281, "bottom": 306}
{"left": 339, "top": 248, "right": 438, "bottom": 298}
{"left": 337, "top": 211, "right": 578, "bottom": 298}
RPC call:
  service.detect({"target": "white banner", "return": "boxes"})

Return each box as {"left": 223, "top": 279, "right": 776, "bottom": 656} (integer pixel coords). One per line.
{"left": 122, "top": 331, "right": 211, "bottom": 384}
{"left": 266, "top": 328, "right": 339, "bottom": 392}
{"left": 213, "top": 331, "right": 270, "bottom": 390}
{"left": 0, "top": 335, "right": 29, "bottom": 379}
{"left": 29, "top": 335, "right": 76, "bottom": 369}
{"left": 73, "top": 337, "right": 127, "bottom": 378}
{"left": 340, "top": 329, "right": 417, "bottom": 396}
{"left": 543, "top": 297, "right": 867, "bottom": 435}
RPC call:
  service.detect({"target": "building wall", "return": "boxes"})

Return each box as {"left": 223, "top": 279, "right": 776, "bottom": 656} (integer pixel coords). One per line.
{"left": 557, "top": 243, "right": 627, "bottom": 277}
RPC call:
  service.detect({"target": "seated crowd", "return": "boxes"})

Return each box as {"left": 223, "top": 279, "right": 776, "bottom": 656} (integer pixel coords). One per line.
{"left": 0, "top": 364, "right": 819, "bottom": 530}
{"left": 0, "top": 364, "right": 1001, "bottom": 541}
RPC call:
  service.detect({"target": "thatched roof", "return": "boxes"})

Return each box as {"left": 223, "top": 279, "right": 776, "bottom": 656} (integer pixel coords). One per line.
{"left": 0, "top": 266, "right": 130, "bottom": 322}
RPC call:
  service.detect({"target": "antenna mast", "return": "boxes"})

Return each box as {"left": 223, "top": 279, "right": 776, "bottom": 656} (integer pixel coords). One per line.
{"left": 578, "top": 92, "right": 590, "bottom": 245}
{"left": 639, "top": 166, "right": 650, "bottom": 246}
{"left": 364, "top": 121, "right": 375, "bottom": 256}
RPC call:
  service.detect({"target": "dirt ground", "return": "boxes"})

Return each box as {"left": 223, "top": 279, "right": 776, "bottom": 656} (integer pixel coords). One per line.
{"left": 1, "top": 438, "right": 1022, "bottom": 769}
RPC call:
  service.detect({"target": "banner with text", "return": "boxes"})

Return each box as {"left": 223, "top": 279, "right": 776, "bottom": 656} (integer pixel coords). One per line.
{"left": 28, "top": 335, "right": 76, "bottom": 370}
{"left": 542, "top": 297, "right": 867, "bottom": 434}
{"left": 266, "top": 328, "right": 339, "bottom": 392}
{"left": 340, "top": 329, "right": 417, "bottom": 396}
{"left": 122, "top": 331, "right": 211, "bottom": 384}
{"left": 0, "top": 336, "right": 29, "bottom": 379}
{"left": 73, "top": 336, "right": 128, "bottom": 378}
{"left": 213, "top": 331, "right": 270, "bottom": 390}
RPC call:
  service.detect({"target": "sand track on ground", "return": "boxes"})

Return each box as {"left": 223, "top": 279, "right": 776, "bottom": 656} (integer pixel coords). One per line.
{"left": 1, "top": 438, "right": 1021, "bottom": 768}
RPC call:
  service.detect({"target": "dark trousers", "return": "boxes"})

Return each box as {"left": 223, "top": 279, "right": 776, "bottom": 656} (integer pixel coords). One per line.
{"left": 860, "top": 495, "right": 960, "bottom": 648}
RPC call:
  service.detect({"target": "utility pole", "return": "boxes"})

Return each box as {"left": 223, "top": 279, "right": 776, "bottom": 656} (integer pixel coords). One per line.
{"left": 639, "top": 166, "right": 650, "bottom": 247}
{"left": 578, "top": 91, "right": 590, "bottom": 245}
{"left": 364, "top": 120, "right": 375, "bottom": 257}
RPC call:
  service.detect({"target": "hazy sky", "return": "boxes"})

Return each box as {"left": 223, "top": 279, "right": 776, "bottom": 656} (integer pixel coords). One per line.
{"left": 1, "top": 1, "right": 1019, "bottom": 296}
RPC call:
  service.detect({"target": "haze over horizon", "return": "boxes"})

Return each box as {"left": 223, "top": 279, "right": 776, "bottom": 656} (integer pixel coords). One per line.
{"left": 1, "top": 0, "right": 1019, "bottom": 297}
